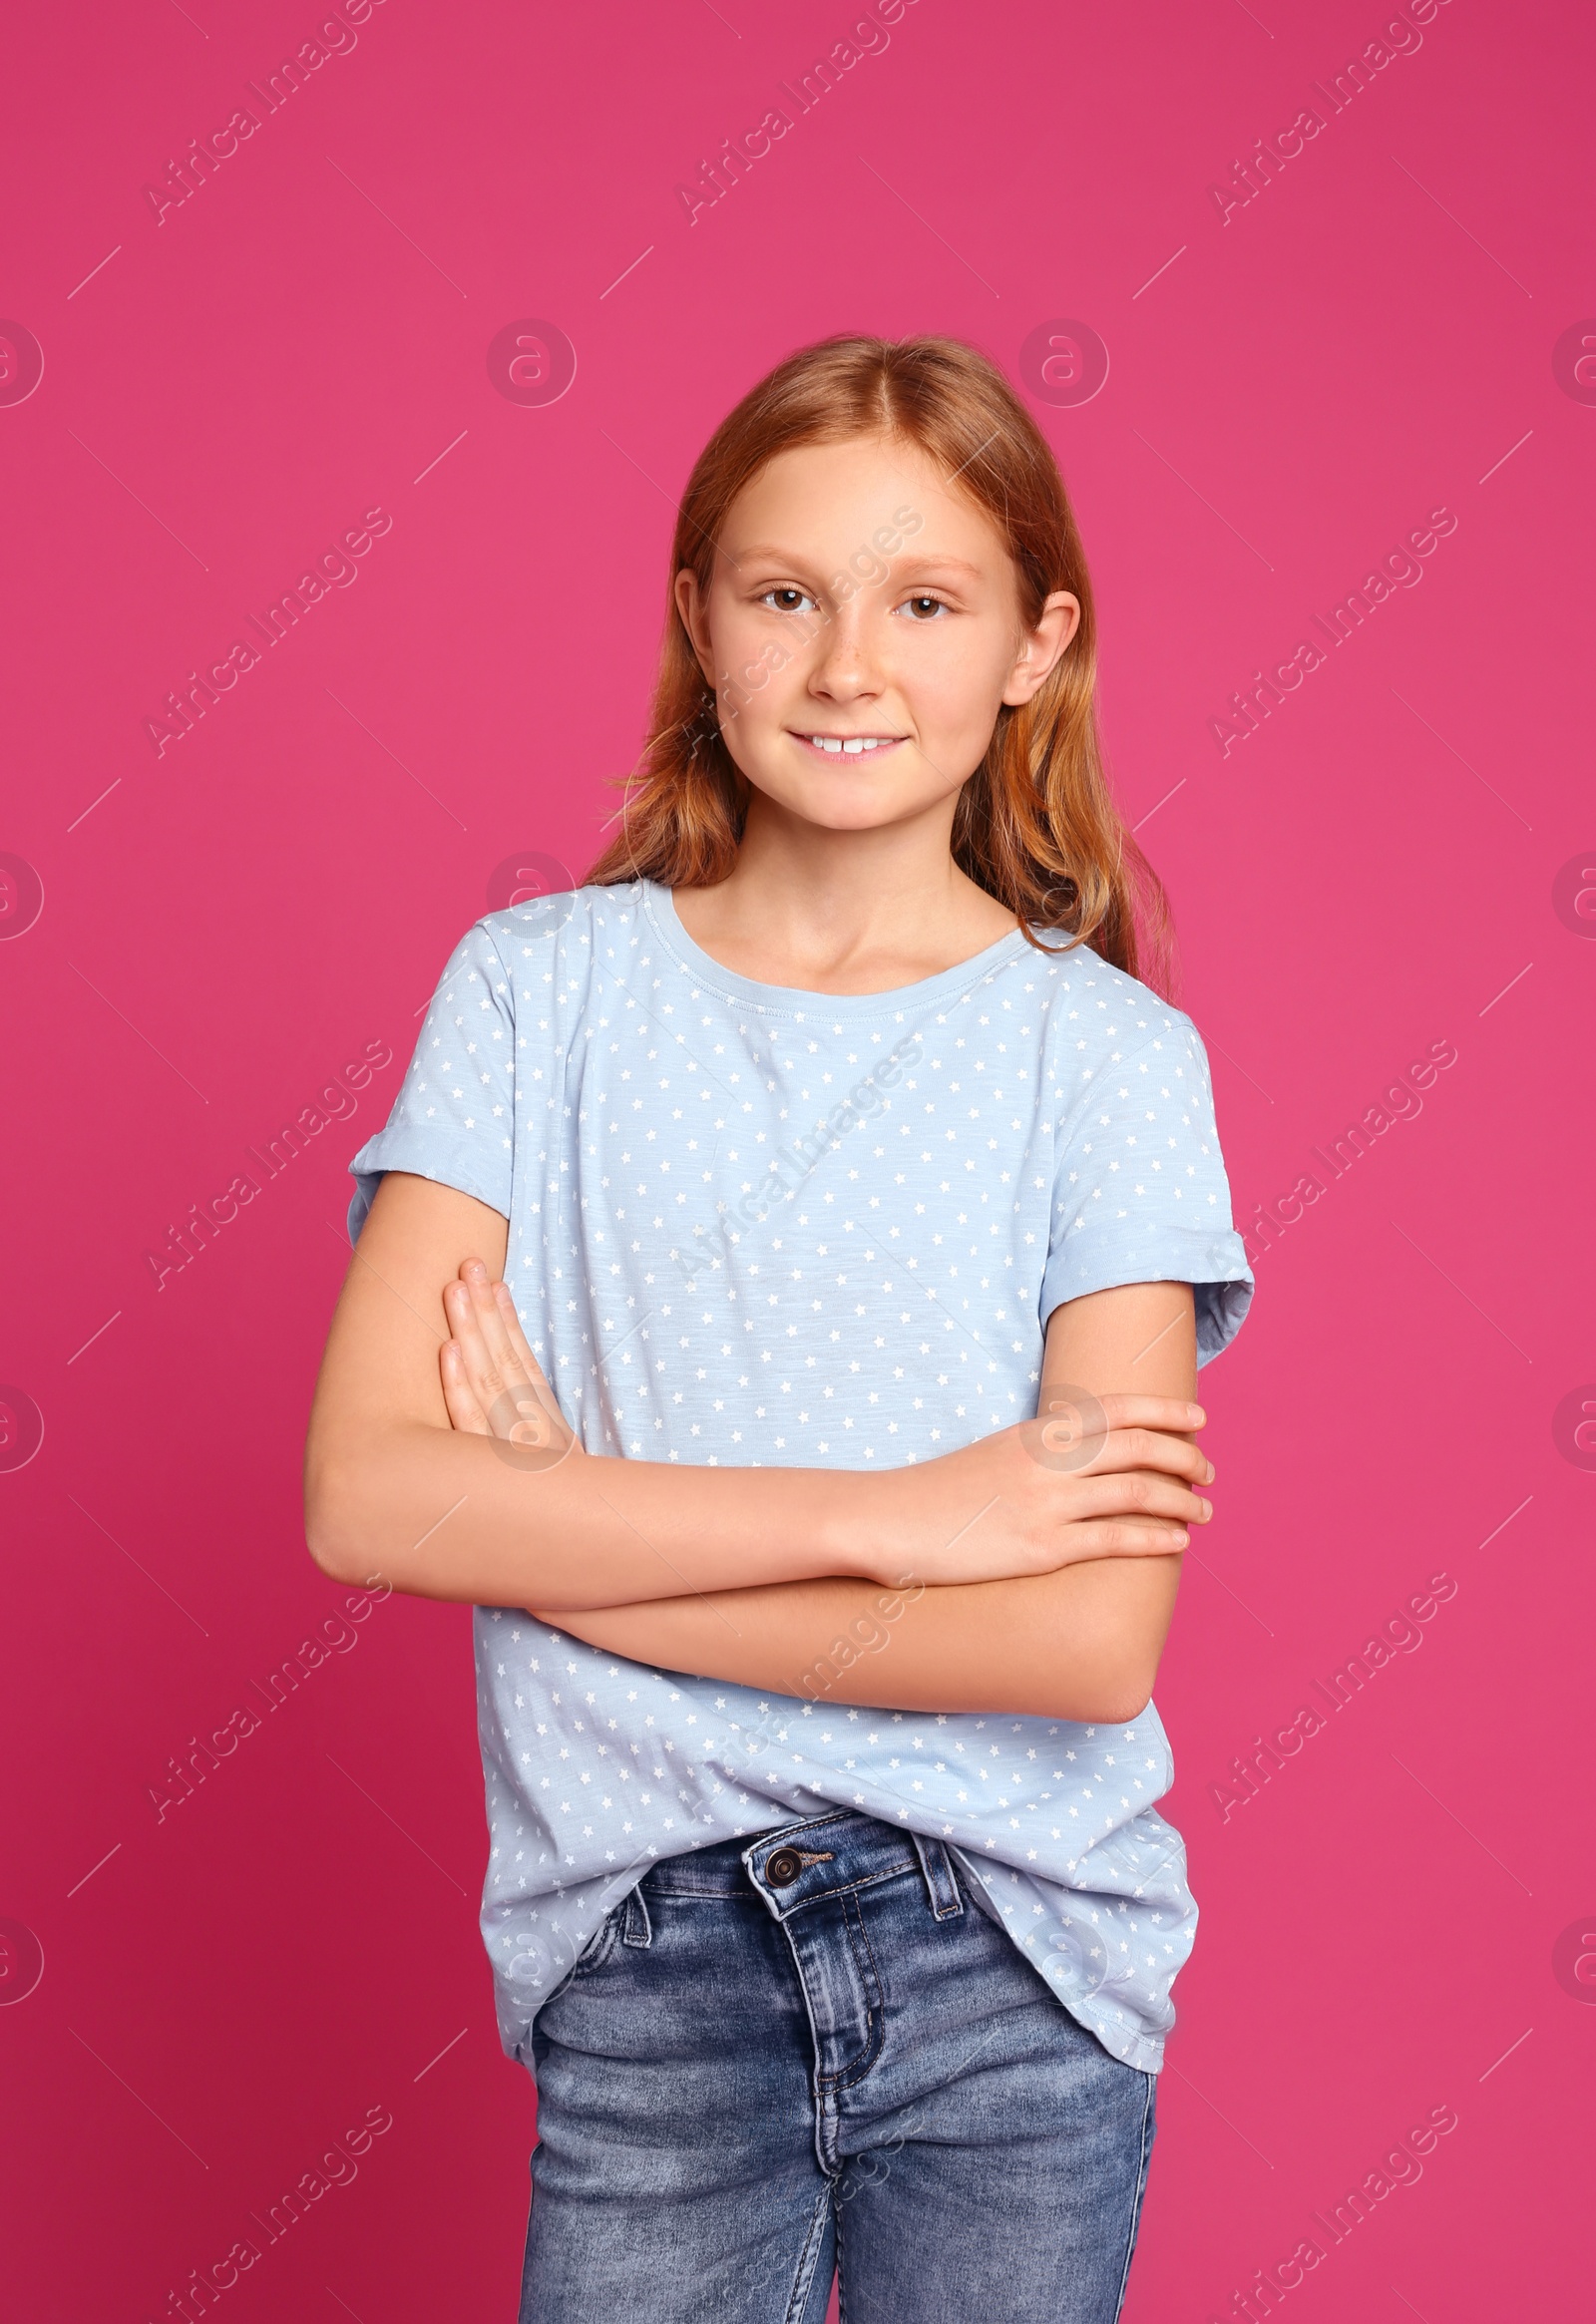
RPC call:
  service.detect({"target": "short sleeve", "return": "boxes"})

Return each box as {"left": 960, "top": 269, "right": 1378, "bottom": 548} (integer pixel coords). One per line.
{"left": 345, "top": 919, "right": 517, "bottom": 1245}
{"left": 1039, "top": 1015, "right": 1255, "bottom": 1366}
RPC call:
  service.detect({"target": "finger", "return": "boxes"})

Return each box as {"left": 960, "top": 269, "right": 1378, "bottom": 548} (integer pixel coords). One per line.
{"left": 448, "top": 1264, "right": 539, "bottom": 1407}
{"left": 447, "top": 1310, "right": 554, "bottom": 1448}
{"left": 1010, "top": 1521, "right": 1189, "bottom": 1573}
{"left": 490, "top": 1281, "right": 559, "bottom": 1400}
{"left": 1066, "top": 1472, "right": 1212, "bottom": 1527}
{"left": 1036, "top": 1397, "right": 1214, "bottom": 1484}
{"left": 1072, "top": 1519, "right": 1190, "bottom": 1556}
{"left": 490, "top": 1276, "right": 531, "bottom": 1342}
{"left": 443, "top": 1275, "right": 507, "bottom": 1401}
{"left": 488, "top": 1280, "right": 581, "bottom": 1451}
{"left": 1031, "top": 1390, "right": 1213, "bottom": 1479}
{"left": 1039, "top": 1389, "right": 1203, "bottom": 1423}
{"left": 444, "top": 1286, "right": 540, "bottom": 1442}
{"left": 439, "top": 1340, "right": 492, "bottom": 1435}
{"left": 1078, "top": 1392, "right": 1207, "bottom": 1437}
{"left": 446, "top": 1268, "right": 569, "bottom": 1450}
{"left": 1095, "top": 1427, "right": 1215, "bottom": 1484}
{"left": 459, "top": 1259, "right": 532, "bottom": 1384}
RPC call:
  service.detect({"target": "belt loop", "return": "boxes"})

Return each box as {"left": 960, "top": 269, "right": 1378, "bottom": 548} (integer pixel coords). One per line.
{"left": 911, "top": 1831, "right": 964, "bottom": 1921}
{"left": 621, "top": 1885, "right": 652, "bottom": 1947}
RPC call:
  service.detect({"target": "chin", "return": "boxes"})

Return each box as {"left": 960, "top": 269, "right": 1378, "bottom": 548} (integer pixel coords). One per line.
{"left": 736, "top": 756, "right": 941, "bottom": 827}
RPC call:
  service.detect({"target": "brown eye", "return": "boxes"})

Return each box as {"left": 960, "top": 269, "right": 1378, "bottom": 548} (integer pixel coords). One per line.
{"left": 901, "top": 594, "right": 947, "bottom": 620}
{"left": 761, "top": 586, "right": 814, "bottom": 614}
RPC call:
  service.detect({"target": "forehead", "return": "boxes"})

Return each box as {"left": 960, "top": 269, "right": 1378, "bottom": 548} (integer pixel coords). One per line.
{"left": 716, "top": 433, "right": 1013, "bottom": 572}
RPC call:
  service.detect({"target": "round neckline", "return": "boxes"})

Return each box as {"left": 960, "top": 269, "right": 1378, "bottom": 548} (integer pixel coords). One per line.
{"left": 640, "top": 877, "right": 1035, "bottom": 1018}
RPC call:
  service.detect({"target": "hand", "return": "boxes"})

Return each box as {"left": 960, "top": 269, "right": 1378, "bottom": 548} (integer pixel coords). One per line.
{"left": 863, "top": 1390, "right": 1215, "bottom": 1589}
{"left": 438, "top": 1259, "right": 583, "bottom": 1468}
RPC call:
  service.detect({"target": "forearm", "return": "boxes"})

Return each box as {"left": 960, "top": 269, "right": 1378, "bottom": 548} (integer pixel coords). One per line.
{"left": 541, "top": 1554, "right": 1183, "bottom": 1724}
{"left": 539, "top": 1279, "right": 1207, "bottom": 1718}
{"left": 310, "top": 1425, "right": 885, "bottom": 1609}
{"left": 305, "top": 1173, "right": 895, "bottom": 1608}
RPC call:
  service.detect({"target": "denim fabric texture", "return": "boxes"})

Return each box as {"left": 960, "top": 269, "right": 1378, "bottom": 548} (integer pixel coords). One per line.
{"left": 517, "top": 1808, "right": 1157, "bottom": 2324}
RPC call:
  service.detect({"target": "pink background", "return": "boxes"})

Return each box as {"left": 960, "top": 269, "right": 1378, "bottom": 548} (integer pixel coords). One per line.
{"left": 2, "top": 0, "right": 1592, "bottom": 2317}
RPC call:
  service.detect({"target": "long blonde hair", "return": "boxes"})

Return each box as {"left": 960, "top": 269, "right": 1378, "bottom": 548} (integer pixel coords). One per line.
{"left": 584, "top": 333, "right": 1175, "bottom": 993}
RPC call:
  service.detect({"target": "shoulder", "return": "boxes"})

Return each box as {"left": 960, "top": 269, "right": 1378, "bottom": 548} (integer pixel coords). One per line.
{"left": 452, "top": 879, "right": 651, "bottom": 1029}
{"left": 477, "top": 877, "right": 645, "bottom": 962}
{"left": 1014, "top": 928, "right": 1199, "bottom": 1065}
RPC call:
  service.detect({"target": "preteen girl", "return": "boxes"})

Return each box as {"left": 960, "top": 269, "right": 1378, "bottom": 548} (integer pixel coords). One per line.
{"left": 305, "top": 333, "right": 1255, "bottom": 2323}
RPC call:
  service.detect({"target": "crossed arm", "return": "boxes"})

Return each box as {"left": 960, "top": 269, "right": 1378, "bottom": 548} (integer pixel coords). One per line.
{"left": 305, "top": 1172, "right": 1208, "bottom": 1723}
{"left": 490, "top": 1284, "right": 1195, "bottom": 1721}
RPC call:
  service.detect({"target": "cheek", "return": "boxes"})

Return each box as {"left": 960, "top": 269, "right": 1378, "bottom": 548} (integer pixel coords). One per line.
{"left": 902, "top": 622, "right": 1012, "bottom": 740}
{"left": 703, "top": 599, "right": 756, "bottom": 681}
{"left": 715, "top": 611, "right": 810, "bottom": 709}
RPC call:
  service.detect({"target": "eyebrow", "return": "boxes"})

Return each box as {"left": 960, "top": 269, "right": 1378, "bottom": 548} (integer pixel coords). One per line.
{"left": 729, "top": 547, "right": 988, "bottom": 579}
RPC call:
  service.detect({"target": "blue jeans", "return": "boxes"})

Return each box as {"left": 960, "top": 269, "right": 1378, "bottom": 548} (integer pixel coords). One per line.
{"left": 518, "top": 1808, "right": 1157, "bottom": 2322}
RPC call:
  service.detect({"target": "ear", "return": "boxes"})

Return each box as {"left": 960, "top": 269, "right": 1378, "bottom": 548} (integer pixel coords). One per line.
{"left": 1001, "top": 590, "right": 1080, "bottom": 708}
{"left": 674, "top": 568, "right": 715, "bottom": 683}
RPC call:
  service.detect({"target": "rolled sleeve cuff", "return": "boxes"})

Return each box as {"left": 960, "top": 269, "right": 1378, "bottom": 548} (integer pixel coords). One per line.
{"left": 1038, "top": 1221, "right": 1255, "bottom": 1367}
{"left": 346, "top": 1125, "right": 513, "bottom": 1245}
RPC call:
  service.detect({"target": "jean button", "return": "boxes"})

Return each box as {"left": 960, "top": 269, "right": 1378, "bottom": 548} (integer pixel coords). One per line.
{"left": 765, "top": 1847, "right": 802, "bottom": 1886}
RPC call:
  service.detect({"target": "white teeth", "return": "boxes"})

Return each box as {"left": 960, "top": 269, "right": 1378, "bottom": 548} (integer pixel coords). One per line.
{"left": 807, "top": 735, "right": 894, "bottom": 753}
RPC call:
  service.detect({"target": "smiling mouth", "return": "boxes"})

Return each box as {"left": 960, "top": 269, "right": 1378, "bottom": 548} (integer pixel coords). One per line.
{"left": 791, "top": 732, "right": 908, "bottom": 757}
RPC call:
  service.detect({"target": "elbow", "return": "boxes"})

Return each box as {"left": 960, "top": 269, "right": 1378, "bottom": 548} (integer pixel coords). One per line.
{"left": 1089, "top": 1645, "right": 1160, "bottom": 1725}
{"left": 1031, "top": 1685, "right": 1153, "bottom": 1726}
{"left": 1089, "top": 1647, "right": 1161, "bottom": 1725}
{"left": 1032, "top": 1651, "right": 1160, "bottom": 1728}
{"left": 1084, "top": 1680, "right": 1156, "bottom": 1727}
{"left": 303, "top": 1453, "right": 367, "bottom": 1587}
{"left": 1025, "top": 1575, "right": 1175, "bottom": 1723}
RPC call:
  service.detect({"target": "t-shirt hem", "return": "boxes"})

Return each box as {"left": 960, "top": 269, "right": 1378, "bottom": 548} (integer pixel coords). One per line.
{"left": 346, "top": 1125, "right": 512, "bottom": 1242}
{"left": 950, "top": 1847, "right": 1169, "bottom": 2073}
{"left": 1038, "top": 1224, "right": 1255, "bottom": 1366}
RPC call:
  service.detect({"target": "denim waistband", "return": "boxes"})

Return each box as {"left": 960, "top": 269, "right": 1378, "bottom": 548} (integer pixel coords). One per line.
{"left": 641, "top": 1808, "right": 965, "bottom": 1925}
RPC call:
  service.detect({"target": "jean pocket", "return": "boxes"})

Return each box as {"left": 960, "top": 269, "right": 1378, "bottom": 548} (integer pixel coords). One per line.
{"left": 572, "top": 1897, "right": 629, "bottom": 1980}
{"left": 536, "top": 1892, "right": 636, "bottom": 2019}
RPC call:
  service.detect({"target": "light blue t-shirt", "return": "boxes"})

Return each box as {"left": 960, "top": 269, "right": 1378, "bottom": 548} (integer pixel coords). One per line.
{"left": 347, "top": 875, "right": 1254, "bottom": 2074}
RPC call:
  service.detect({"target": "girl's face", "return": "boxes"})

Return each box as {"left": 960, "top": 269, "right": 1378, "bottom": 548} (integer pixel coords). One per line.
{"left": 675, "top": 434, "right": 1079, "bottom": 838}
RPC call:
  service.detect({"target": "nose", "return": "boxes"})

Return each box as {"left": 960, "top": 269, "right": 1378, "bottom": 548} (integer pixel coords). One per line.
{"left": 809, "top": 599, "right": 885, "bottom": 707}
